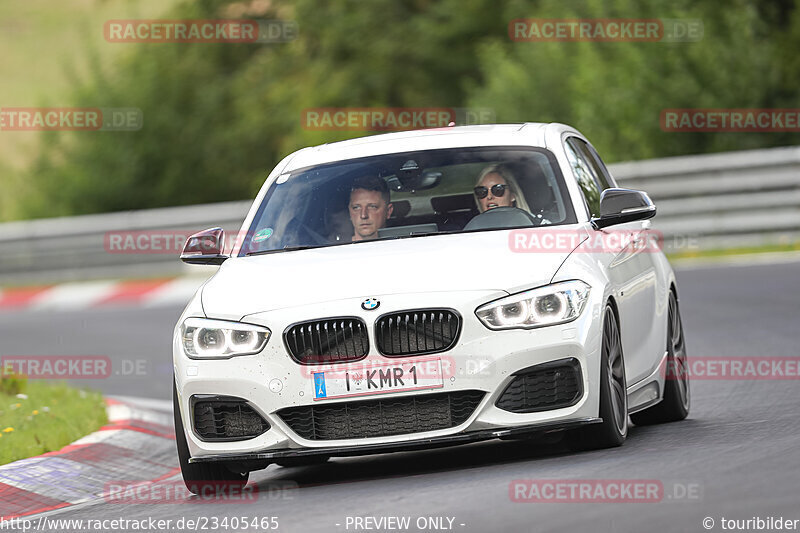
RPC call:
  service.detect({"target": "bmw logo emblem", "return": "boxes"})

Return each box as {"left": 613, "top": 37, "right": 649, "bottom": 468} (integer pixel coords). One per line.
{"left": 361, "top": 298, "right": 380, "bottom": 311}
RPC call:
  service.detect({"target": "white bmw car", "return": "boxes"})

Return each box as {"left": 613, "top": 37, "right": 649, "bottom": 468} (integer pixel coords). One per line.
{"left": 172, "top": 123, "right": 689, "bottom": 491}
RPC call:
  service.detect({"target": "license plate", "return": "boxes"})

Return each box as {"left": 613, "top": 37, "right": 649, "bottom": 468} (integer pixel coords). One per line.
{"left": 312, "top": 358, "right": 444, "bottom": 400}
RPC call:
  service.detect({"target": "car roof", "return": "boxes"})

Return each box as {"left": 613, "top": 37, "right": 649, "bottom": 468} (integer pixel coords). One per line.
{"left": 282, "top": 122, "right": 575, "bottom": 172}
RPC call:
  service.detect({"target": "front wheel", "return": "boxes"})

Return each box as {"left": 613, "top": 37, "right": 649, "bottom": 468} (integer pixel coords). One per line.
{"left": 173, "top": 380, "right": 250, "bottom": 494}
{"left": 568, "top": 305, "right": 628, "bottom": 450}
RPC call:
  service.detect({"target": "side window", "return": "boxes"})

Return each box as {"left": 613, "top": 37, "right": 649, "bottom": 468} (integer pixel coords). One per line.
{"left": 564, "top": 140, "right": 601, "bottom": 218}
{"left": 567, "top": 137, "right": 611, "bottom": 190}
{"left": 584, "top": 143, "right": 616, "bottom": 188}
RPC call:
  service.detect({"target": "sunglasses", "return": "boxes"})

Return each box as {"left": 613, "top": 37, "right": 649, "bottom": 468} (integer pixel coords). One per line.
{"left": 474, "top": 184, "right": 508, "bottom": 199}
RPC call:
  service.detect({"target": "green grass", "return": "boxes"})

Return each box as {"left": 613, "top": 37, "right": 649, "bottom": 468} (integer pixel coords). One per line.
{"left": 666, "top": 241, "right": 800, "bottom": 261}
{"left": 0, "top": 376, "right": 108, "bottom": 465}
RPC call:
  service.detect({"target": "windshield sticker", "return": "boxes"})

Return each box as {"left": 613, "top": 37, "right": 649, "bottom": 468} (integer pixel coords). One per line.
{"left": 252, "top": 228, "right": 274, "bottom": 243}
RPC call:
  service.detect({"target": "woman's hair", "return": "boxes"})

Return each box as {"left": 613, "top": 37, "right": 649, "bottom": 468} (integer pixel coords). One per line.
{"left": 474, "top": 164, "right": 531, "bottom": 213}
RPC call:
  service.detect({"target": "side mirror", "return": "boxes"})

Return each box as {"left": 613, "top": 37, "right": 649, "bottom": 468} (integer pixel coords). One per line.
{"left": 180, "top": 227, "right": 228, "bottom": 265}
{"left": 592, "top": 188, "right": 656, "bottom": 229}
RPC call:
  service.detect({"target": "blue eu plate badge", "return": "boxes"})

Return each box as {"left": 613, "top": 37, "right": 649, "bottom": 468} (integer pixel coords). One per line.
{"left": 314, "top": 372, "right": 327, "bottom": 399}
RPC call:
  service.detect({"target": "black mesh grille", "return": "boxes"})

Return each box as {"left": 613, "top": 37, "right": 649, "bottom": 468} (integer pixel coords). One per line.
{"left": 278, "top": 390, "right": 484, "bottom": 440}
{"left": 496, "top": 359, "right": 583, "bottom": 413}
{"left": 375, "top": 309, "right": 461, "bottom": 356}
{"left": 284, "top": 317, "right": 369, "bottom": 364}
{"left": 193, "top": 398, "right": 270, "bottom": 441}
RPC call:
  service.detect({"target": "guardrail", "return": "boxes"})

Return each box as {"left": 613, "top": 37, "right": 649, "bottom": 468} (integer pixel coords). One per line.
{"left": 0, "top": 201, "right": 251, "bottom": 285}
{"left": 612, "top": 145, "right": 800, "bottom": 252}
{"left": 1, "top": 145, "right": 798, "bottom": 284}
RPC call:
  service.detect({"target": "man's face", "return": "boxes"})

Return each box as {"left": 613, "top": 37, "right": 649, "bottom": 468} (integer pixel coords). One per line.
{"left": 349, "top": 188, "right": 393, "bottom": 241}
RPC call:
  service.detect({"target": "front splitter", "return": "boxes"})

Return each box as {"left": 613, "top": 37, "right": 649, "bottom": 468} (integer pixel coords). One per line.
{"left": 189, "top": 417, "right": 602, "bottom": 463}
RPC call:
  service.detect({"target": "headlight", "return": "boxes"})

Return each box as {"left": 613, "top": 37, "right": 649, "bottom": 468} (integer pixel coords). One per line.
{"left": 181, "top": 318, "right": 270, "bottom": 358}
{"left": 476, "top": 280, "right": 590, "bottom": 330}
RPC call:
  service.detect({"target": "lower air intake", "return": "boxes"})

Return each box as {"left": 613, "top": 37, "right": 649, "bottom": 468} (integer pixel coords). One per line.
{"left": 278, "top": 390, "right": 484, "bottom": 440}
{"left": 495, "top": 358, "right": 583, "bottom": 413}
{"left": 192, "top": 397, "right": 270, "bottom": 441}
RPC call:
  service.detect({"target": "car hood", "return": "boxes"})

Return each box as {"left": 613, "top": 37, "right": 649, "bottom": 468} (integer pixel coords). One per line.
{"left": 201, "top": 228, "right": 588, "bottom": 320}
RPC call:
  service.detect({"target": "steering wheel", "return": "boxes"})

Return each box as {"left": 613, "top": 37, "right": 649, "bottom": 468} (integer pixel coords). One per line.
{"left": 463, "top": 206, "right": 542, "bottom": 231}
{"left": 288, "top": 219, "right": 329, "bottom": 247}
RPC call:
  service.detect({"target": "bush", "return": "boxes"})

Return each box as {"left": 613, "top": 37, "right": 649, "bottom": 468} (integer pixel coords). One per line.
{"left": 14, "top": 0, "right": 800, "bottom": 220}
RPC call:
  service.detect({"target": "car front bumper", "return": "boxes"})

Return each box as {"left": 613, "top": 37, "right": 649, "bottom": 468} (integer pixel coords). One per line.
{"left": 173, "top": 289, "right": 606, "bottom": 462}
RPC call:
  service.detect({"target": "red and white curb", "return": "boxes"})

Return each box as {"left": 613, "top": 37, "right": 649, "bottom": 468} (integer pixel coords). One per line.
{"left": 0, "top": 397, "right": 178, "bottom": 519}
{"left": 0, "top": 277, "right": 207, "bottom": 311}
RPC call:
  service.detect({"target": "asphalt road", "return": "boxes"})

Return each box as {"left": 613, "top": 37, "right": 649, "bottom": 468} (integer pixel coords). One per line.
{"left": 3, "top": 258, "right": 800, "bottom": 533}
{"left": 0, "top": 304, "right": 179, "bottom": 399}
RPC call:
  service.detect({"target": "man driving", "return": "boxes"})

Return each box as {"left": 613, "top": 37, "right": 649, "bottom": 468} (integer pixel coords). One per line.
{"left": 349, "top": 175, "right": 393, "bottom": 241}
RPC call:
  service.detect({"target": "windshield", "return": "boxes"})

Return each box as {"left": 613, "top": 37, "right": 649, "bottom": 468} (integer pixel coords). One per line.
{"left": 239, "top": 147, "right": 576, "bottom": 256}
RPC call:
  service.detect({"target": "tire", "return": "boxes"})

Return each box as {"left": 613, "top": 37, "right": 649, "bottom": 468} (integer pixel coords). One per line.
{"left": 568, "top": 305, "right": 628, "bottom": 450}
{"left": 173, "top": 380, "right": 250, "bottom": 494}
{"left": 631, "top": 290, "right": 690, "bottom": 425}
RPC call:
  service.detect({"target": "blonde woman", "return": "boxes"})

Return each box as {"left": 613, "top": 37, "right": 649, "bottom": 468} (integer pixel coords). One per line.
{"left": 473, "top": 164, "right": 532, "bottom": 213}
